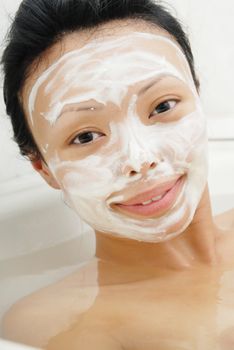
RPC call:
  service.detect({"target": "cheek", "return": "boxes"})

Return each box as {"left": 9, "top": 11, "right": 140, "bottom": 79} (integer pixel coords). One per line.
{"left": 163, "top": 110, "right": 207, "bottom": 160}
{"left": 51, "top": 152, "right": 118, "bottom": 198}
{"left": 60, "top": 132, "right": 126, "bottom": 185}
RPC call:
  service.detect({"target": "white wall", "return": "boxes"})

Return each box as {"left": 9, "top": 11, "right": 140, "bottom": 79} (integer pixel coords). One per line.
{"left": 164, "top": 0, "right": 234, "bottom": 118}
{"left": 0, "top": 0, "right": 234, "bottom": 184}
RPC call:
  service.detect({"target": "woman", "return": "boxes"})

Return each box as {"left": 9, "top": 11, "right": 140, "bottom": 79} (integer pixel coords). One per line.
{"left": 1, "top": 0, "right": 234, "bottom": 349}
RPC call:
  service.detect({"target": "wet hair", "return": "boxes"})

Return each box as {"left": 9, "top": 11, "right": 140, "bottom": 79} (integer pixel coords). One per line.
{"left": 1, "top": 0, "right": 200, "bottom": 161}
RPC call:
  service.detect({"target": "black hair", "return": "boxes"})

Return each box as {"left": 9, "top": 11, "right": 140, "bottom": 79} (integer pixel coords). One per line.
{"left": 1, "top": 0, "right": 200, "bottom": 161}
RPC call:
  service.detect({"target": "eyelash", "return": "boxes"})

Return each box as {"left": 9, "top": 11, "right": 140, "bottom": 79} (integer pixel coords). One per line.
{"left": 70, "top": 99, "right": 178, "bottom": 146}
{"left": 70, "top": 130, "right": 105, "bottom": 146}
{"left": 150, "top": 98, "right": 178, "bottom": 118}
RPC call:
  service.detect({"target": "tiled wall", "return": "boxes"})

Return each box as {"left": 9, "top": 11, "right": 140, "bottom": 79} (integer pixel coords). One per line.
{"left": 0, "top": 0, "right": 233, "bottom": 184}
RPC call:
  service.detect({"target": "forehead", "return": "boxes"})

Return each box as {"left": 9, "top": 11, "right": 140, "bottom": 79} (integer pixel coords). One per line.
{"left": 23, "top": 24, "right": 193, "bottom": 128}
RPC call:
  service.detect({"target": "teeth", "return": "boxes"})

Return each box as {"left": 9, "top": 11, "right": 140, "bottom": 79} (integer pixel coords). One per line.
{"left": 152, "top": 195, "right": 163, "bottom": 201}
{"left": 141, "top": 194, "right": 163, "bottom": 206}
{"left": 142, "top": 199, "right": 153, "bottom": 205}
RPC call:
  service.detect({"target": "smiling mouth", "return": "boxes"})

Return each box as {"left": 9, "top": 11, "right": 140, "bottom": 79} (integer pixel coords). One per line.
{"left": 113, "top": 175, "right": 185, "bottom": 218}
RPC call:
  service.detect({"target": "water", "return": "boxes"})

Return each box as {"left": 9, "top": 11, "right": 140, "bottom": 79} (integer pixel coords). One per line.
{"left": 3, "top": 255, "right": 234, "bottom": 350}
{"left": 0, "top": 233, "right": 96, "bottom": 336}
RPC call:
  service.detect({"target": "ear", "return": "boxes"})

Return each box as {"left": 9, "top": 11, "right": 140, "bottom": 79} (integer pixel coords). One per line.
{"left": 31, "top": 158, "right": 61, "bottom": 190}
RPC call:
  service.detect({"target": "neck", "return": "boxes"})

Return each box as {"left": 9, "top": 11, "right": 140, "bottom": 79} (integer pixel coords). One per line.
{"left": 95, "top": 187, "right": 220, "bottom": 276}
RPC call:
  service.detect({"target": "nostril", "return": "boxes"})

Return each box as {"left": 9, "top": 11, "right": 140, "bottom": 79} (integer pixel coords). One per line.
{"left": 125, "top": 160, "right": 160, "bottom": 177}
{"left": 129, "top": 170, "right": 137, "bottom": 177}
{"left": 150, "top": 162, "right": 157, "bottom": 169}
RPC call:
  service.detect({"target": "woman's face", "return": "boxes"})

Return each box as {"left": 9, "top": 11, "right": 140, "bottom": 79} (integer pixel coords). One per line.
{"left": 22, "top": 23, "right": 208, "bottom": 243}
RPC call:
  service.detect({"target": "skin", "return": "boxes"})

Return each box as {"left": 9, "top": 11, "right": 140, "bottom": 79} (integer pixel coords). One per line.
{"left": 3, "top": 19, "right": 234, "bottom": 350}
{"left": 24, "top": 24, "right": 208, "bottom": 243}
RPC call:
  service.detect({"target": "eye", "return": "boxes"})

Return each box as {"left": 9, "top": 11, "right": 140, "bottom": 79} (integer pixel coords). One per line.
{"left": 71, "top": 131, "right": 104, "bottom": 145}
{"left": 150, "top": 99, "right": 178, "bottom": 117}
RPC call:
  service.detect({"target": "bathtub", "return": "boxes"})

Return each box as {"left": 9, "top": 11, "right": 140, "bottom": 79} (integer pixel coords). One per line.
{"left": 0, "top": 140, "right": 233, "bottom": 349}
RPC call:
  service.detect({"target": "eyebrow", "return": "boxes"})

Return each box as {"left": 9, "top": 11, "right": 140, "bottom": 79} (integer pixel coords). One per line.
{"left": 138, "top": 75, "right": 169, "bottom": 95}
{"left": 55, "top": 103, "right": 104, "bottom": 124}
{"left": 57, "top": 75, "right": 171, "bottom": 121}
{"left": 60, "top": 103, "right": 103, "bottom": 116}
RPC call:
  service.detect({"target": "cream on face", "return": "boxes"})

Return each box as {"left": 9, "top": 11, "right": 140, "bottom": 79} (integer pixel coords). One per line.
{"left": 28, "top": 33, "right": 196, "bottom": 126}
{"left": 27, "top": 32, "right": 208, "bottom": 242}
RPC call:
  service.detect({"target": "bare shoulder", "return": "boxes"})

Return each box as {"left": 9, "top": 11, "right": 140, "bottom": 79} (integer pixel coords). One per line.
{"left": 2, "top": 258, "right": 99, "bottom": 348}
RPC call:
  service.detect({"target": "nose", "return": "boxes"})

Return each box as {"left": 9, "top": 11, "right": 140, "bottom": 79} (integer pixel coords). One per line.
{"left": 123, "top": 161, "right": 158, "bottom": 178}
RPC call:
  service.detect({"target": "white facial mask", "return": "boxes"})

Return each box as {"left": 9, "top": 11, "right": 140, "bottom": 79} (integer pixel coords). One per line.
{"left": 28, "top": 32, "right": 208, "bottom": 243}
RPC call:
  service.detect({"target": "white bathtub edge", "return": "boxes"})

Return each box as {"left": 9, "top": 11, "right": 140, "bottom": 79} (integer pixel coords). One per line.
{"left": 0, "top": 339, "right": 41, "bottom": 350}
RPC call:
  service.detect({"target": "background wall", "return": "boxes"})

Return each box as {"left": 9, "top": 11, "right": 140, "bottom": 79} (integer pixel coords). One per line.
{"left": 0, "top": 0, "right": 234, "bottom": 184}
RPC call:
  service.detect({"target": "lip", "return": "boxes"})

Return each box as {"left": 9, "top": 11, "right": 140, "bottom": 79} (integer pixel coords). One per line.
{"left": 116, "top": 175, "right": 183, "bottom": 206}
{"left": 113, "top": 175, "right": 185, "bottom": 218}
